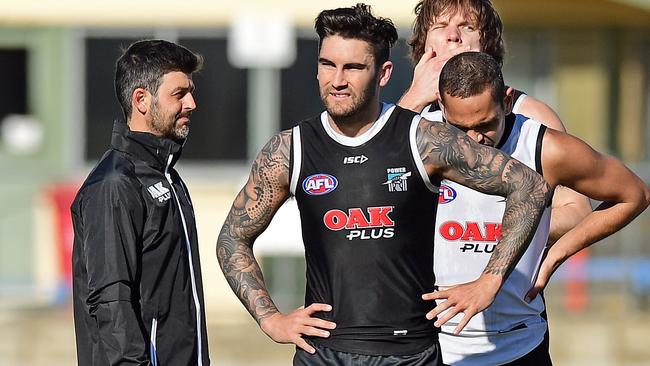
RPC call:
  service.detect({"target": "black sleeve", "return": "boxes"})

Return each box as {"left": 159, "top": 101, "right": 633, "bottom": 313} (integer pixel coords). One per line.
{"left": 80, "top": 176, "right": 150, "bottom": 365}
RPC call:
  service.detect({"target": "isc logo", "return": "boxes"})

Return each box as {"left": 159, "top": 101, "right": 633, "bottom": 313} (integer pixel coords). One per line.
{"left": 343, "top": 155, "right": 368, "bottom": 164}
{"left": 303, "top": 174, "right": 338, "bottom": 195}
{"left": 438, "top": 184, "right": 457, "bottom": 204}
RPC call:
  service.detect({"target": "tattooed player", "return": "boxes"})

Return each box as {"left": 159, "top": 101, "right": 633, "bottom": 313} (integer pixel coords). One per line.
{"left": 216, "top": 4, "right": 551, "bottom": 366}
{"left": 431, "top": 52, "right": 650, "bottom": 365}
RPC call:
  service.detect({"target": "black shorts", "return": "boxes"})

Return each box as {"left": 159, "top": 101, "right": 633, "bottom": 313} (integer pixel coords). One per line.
{"left": 293, "top": 340, "right": 442, "bottom": 366}
{"left": 501, "top": 329, "right": 552, "bottom": 366}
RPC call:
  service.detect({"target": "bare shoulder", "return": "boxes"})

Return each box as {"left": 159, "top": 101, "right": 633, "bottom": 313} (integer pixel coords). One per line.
{"left": 518, "top": 94, "right": 566, "bottom": 132}
{"left": 541, "top": 128, "right": 600, "bottom": 185}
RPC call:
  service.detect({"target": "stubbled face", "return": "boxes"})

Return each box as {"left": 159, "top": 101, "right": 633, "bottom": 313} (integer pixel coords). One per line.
{"left": 148, "top": 71, "right": 196, "bottom": 140}
{"left": 425, "top": 10, "right": 481, "bottom": 59}
{"left": 441, "top": 88, "right": 505, "bottom": 147}
{"left": 317, "top": 35, "right": 380, "bottom": 120}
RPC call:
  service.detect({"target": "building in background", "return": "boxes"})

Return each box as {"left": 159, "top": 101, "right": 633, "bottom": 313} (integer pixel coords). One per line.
{"left": 0, "top": 0, "right": 649, "bottom": 314}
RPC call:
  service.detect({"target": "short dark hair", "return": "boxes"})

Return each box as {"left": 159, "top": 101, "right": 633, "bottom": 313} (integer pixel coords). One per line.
{"left": 409, "top": 0, "right": 505, "bottom": 67}
{"left": 315, "top": 3, "right": 398, "bottom": 67}
{"left": 115, "top": 39, "right": 203, "bottom": 119}
{"left": 439, "top": 52, "right": 504, "bottom": 106}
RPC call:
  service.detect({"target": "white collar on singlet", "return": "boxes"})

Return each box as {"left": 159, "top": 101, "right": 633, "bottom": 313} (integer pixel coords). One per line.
{"left": 420, "top": 104, "right": 443, "bottom": 122}
{"left": 320, "top": 103, "right": 396, "bottom": 147}
{"left": 512, "top": 93, "right": 527, "bottom": 115}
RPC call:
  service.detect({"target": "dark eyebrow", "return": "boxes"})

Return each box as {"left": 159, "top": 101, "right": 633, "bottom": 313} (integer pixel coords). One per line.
{"left": 477, "top": 117, "right": 498, "bottom": 127}
{"left": 345, "top": 63, "right": 367, "bottom": 69}
{"left": 445, "top": 117, "right": 497, "bottom": 131}
{"left": 318, "top": 58, "right": 367, "bottom": 69}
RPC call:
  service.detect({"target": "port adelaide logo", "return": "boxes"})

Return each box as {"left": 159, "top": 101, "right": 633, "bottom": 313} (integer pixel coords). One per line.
{"left": 383, "top": 167, "right": 411, "bottom": 192}
{"left": 303, "top": 173, "right": 338, "bottom": 196}
{"left": 438, "top": 184, "right": 457, "bottom": 204}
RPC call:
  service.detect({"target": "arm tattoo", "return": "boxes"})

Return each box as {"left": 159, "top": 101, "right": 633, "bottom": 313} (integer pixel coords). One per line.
{"left": 418, "top": 120, "right": 551, "bottom": 278}
{"left": 217, "top": 130, "right": 292, "bottom": 324}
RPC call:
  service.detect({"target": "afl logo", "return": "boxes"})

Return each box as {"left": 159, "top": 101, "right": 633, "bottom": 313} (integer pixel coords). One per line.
{"left": 438, "top": 184, "right": 457, "bottom": 204}
{"left": 303, "top": 174, "right": 338, "bottom": 196}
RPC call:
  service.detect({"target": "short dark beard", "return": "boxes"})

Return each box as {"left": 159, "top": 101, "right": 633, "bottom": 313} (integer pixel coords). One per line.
{"left": 149, "top": 97, "right": 188, "bottom": 140}
{"left": 321, "top": 78, "right": 378, "bottom": 126}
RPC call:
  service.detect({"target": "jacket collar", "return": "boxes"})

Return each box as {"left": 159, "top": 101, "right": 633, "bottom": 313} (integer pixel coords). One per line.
{"left": 110, "top": 120, "right": 185, "bottom": 171}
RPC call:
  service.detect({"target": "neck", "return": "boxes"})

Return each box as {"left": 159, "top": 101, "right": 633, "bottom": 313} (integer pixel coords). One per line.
{"left": 128, "top": 115, "right": 150, "bottom": 134}
{"left": 328, "top": 101, "right": 383, "bottom": 138}
{"left": 128, "top": 115, "right": 163, "bottom": 138}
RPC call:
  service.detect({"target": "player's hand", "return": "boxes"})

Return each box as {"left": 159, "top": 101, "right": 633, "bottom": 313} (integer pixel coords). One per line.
{"left": 422, "top": 274, "right": 501, "bottom": 334}
{"left": 525, "top": 251, "right": 563, "bottom": 303}
{"left": 259, "top": 303, "right": 336, "bottom": 354}
{"left": 399, "top": 46, "right": 473, "bottom": 113}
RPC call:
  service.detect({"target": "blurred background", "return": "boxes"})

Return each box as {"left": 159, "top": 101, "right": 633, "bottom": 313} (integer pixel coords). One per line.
{"left": 1, "top": 0, "right": 649, "bottom": 365}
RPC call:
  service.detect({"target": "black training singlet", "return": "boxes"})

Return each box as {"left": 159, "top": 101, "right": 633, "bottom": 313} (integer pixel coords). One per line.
{"left": 290, "top": 104, "right": 440, "bottom": 356}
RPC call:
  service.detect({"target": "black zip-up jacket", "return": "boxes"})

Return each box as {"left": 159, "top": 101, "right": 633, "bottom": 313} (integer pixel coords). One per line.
{"left": 71, "top": 120, "right": 209, "bottom": 365}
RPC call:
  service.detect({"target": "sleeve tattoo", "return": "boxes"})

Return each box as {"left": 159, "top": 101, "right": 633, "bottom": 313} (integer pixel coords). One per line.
{"left": 417, "top": 120, "right": 551, "bottom": 278}
{"left": 217, "top": 130, "right": 292, "bottom": 323}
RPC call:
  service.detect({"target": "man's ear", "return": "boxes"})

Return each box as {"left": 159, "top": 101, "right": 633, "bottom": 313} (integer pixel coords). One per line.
{"left": 378, "top": 61, "right": 393, "bottom": 87}
{"left": 133, "top": 88, "right": 150, "bottom": 115}
{"left": 437, "top": 93, "right": 445, "bottom": 114}
{"left": 504, "top": 86, "right": 515, "bottom": 115}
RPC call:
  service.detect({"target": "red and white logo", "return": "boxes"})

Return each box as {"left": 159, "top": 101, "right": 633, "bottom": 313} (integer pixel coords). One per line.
{"left": 439, "top": 221, "right": 501, "bottom": 242}
{"left": 439, "top": 221, "right": 502, "bottom": 253}
{"left": 323, "top": 206, "right": 395, "bottom": 240}
{"left": 303, "top": 174, "right": 338, "bottom": 195}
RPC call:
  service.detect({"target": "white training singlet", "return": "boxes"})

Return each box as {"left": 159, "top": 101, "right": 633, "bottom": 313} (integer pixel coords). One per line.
{"left": 422, "top": 105, "right": 551, "bottom": 365}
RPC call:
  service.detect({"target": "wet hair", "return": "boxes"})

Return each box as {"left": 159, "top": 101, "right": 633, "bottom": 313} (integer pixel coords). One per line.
{"left": 439, "top": 52, "right": 504, "bottom": 106}
{"left": 315, "top": 3, "right": 398, "bottom": 67}
{"left": 409, "top": 0, "right": 504, "bottom": 66}
{"left": 115, "top": 39, "right": 203, "bottom": 119}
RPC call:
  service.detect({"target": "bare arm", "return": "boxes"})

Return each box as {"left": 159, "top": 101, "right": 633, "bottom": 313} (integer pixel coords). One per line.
{"left": 548, "top": 185, "right": 592, "bottom": 244}
{"left": 526, "top": 129, "right": 650, "bottom": 300}
{"left": 417, "top": 118, "right": 552, "bottom": 333}
{"left": 217, "top": 131, "right": 291, "bottom": 322}
{"left": 517, "top": 94, "right": 592, "bottom": 243}
{"left": 216, "top": 130, "right": 335, "bottom": 353}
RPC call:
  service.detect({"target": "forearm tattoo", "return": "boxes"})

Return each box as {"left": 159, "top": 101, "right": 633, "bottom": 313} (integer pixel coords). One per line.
{"left": 217, "top": 130, "right": 292, "bottom": 323}
{"left": 418, "top": 120, "right": 551, "bottom": 278}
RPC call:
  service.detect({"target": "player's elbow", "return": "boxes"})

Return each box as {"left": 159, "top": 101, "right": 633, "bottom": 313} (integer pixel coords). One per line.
{"left": 640, "top": 183, "right": 650, "bottom": 211}
{"left": 627, "top": 181, "right": 650, "bottom": 216}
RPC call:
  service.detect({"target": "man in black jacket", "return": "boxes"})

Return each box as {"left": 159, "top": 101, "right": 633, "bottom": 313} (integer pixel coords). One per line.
{"left": 71, "top": 39, "right": 210, "bottom": 365}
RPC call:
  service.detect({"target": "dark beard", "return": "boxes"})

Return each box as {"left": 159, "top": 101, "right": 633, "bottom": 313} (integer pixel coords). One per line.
{"left": 149, "top": 103, "right": 188, "bottom": 140}
{"left": 321, "top": 82, "right": 377, "bottom": 125}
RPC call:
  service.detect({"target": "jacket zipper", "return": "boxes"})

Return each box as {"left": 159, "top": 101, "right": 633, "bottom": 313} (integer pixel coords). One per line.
{"left": 165, "top": 154, "right": 203, "bottom": 366}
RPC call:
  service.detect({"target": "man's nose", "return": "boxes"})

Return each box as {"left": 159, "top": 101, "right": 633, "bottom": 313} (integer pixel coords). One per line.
{"left": 446, "top": 27, "right": 462, "bottom": 43}
{"left": 332, "top": 69, "right": 347, "bottom": 88}
{"left": 184, "top": 93, "right": 197, "bottom": 110}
